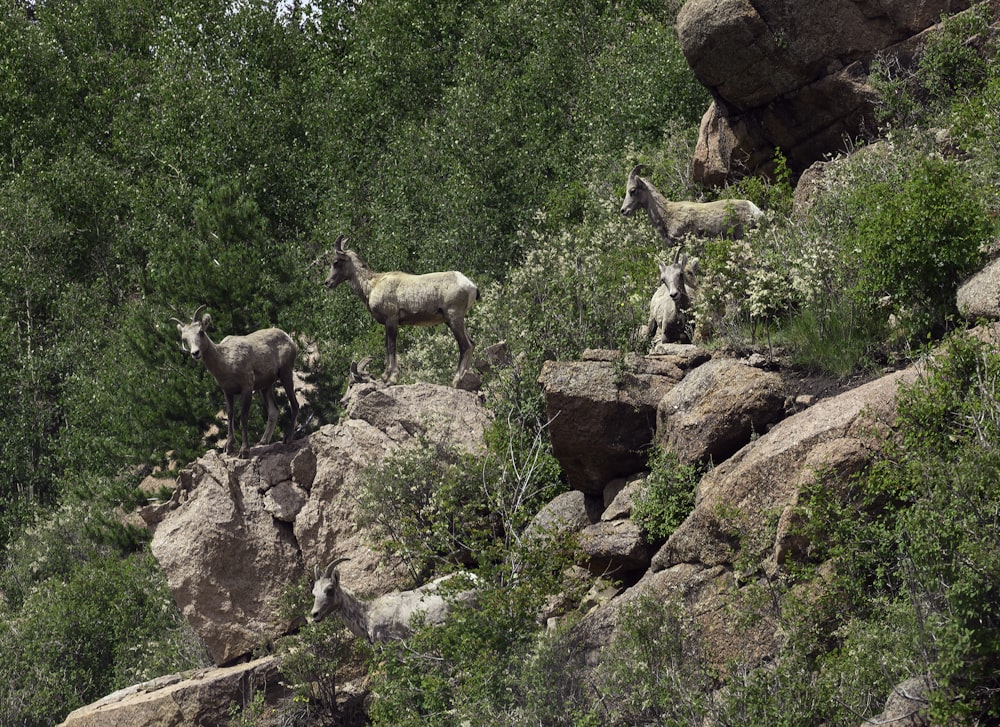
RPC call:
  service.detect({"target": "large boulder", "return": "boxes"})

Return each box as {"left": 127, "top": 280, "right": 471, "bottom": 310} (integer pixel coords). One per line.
{"left": 958, "top": 254, "right": 1000, "bottom": 321}
{"left": 57, "top": 656, "right": 283, "bottom": 727}
{"left": 149, "top": 450, "right": 306, "bottom": 666}
{"left": 538, "top": 348, "right": 710, "bottom": 494}
{"left": 656, "top": 367, "right": 916, "bottom": 571}
{"left": 678, "top": 0, "right": 971, "bottom": 183}
{"left": 296, "top": 384, "right": 490, "bottom": 593}
{"left": 656, "top": 358, "right": 787, "bottom": 466}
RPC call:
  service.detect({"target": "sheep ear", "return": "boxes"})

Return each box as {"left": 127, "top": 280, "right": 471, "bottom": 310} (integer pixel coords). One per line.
{"left": 201, "top": 313, "right": 213, "bottom": 330}
{"left": 314, "top": 564, "right": 321, "bottom": 580}
{"left": 657, "top": 260, "right": 669, "bottom": 277}
{"left": 688, "top": 257, "right": 701, "bottom": 274}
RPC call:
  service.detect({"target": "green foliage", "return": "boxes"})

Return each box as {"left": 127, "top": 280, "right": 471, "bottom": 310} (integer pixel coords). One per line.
{"left": 916, "top": 5, "right": 994, "bottom": 104}
{"left": 275, "top": 606, "right": 366, "bottom": 725}
{"left": 474, "top": 203, "right": 658, "bottom": 374}
{"left": 871, "top": 5, "right": 997, "bottom": 128}
{"left": 357, "top": 438, "right": 487, "bottom": 577}
{"left": 0, "top": 494, "right": 209, "bottom": 724}
{"left": 847, "top": 154, "right": 987, "bottom": 336}
{"left": 697, "top": 134, "right": 991, "bottom": 375}
{"left": 631, "top": 447, "right": 699, "bottom": 542}
{"left": 366, "top": 535, "right": 577, "bottom": 727}
{"left": 788, "top": 333, "right": 1000, "bottom": 724}
{"left": 592, "top": 595, "right": 714, "bottom": 725}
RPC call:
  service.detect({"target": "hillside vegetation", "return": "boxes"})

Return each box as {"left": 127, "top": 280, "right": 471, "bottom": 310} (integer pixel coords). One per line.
{"left": 1, "top": 0, "right": 999, "bottom": 725}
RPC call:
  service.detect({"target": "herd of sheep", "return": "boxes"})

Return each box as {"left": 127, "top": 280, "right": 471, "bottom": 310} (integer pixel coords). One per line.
{"left": 173, "top": 165, "right": 761, "bottom": 637}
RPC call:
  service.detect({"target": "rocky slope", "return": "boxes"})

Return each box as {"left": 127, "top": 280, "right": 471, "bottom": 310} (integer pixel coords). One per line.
{"left": 60, "top": 250, "right": 1000, "bottom": 725}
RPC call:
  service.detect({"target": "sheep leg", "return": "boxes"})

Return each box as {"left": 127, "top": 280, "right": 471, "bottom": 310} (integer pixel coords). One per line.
{"left": 448, "top": 318, "right": 475, "bottom": 388}
{"left": 383, "top": 322, "right": 400, "bottom": 384}
{"left": 258, "top": 385, "right": 279, "bottom": 446}
{"left": 238, "top": 389, "right": 254, "bottom": 458}
{"left": 279, "top": 366, "right": 299, "bottom": 443}
{"left": 223, "top": 391, "right": 237, "bottom": 455}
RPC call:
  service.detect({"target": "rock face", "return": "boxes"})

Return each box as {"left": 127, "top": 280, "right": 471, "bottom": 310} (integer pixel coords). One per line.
{"left": 677, "top": 0, "right": 971, "bottom": 183}
{"left": 149, "top": 450, "right": 306, "bottom": 665}
{"left": 958, "top": 255, "right": 1000, "bottom": 320}
{"left": 148, "top": 383, "right": 490, "bottom": 666}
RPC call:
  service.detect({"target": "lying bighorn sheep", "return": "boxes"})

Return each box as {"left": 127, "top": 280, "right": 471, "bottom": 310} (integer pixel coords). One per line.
{"left": 174, "top": 306, "right": 299, "bottom": 458}
{"left": 309, "top": 558, "right": 476, "bottom": 643}
{"left": 646, "top": 249, "right": 700, "bottom": 347}
{"left": 620, "top": 164, "right": 763, "bottom": 244}
{"left": 322, "top": 235, "right": 479, "bottom": 387}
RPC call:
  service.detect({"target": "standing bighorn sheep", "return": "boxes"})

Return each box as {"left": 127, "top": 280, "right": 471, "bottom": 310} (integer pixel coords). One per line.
{"left": 175, "top": 306, "right": 299, "bottom": 458}
{"left": 309, "top": 558, "right": 476, "bottom": 643}
{"left": 322, "top": 235, "right": 479, "bottom": 388}
{"left": 620, "top": 164, "right": 763, "bottom": 244}
{"left": 646, "top": 249, "right": 700, "bottom": 347}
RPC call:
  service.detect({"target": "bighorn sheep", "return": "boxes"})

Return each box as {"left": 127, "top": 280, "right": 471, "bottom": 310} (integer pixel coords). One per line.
{"left": 309, "top": 559, "right": 476, "bottom": 643}
{"left": 646, "top": 249, "right": 699, "bottom": 347}
{"left": 174, "top": 306, "right": 299, "bottom": 458}
{"left": 620, "top": 165, "right": 763, "bottom": 244}
{"left": 322, "top": 235, "right": 479, "bottom": 387}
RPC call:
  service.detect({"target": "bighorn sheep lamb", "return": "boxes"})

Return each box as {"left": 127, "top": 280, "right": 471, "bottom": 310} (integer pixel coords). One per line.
{"left": 322, "top": 235, "right": 479, "bottom": 387}
{"left": 646, "top": 249, "right": 700, "bottom": 347}
{"left": 309, "top": 559, "right": 476, "bottom": 643}
{"left": 175, "top": 306, "right": 299, "bottom": 458}
{"left": 620, "top": 165, "right": 763, "bottom": 244}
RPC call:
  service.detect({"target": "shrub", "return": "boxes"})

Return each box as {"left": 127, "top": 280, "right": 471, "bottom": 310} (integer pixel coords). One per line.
{"left": 366, "top": 533, "right": 576, "bottom": 727}
{"left": 356, "top": 438, "right": 486, "bottom": 578}
{"left": 473, "top": 198, "right": 658, "bottom": 375}
{"left": 846, "top": 154, "right": 987, "bottom": 339}
{"left": 631, "top": 447, "right": 699, "bottom": 543}
{"left": 592, "top": 595, "right": 713, "bottom": 725}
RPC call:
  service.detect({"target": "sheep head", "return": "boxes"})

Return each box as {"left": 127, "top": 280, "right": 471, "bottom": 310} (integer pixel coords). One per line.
{"left": 310, "top": 557, "right": 351, "bottom": 623}
{"left": 175, "top": 305, "right": 211, "bottom": 360}
{"left": 340, "top": 357, "right": 380, "bottom": 407}
{"left": 323, "top": 235, "right": 355, "bottom": 289}
{"left": 658, "top": 249, "right": 699, "bottom": 307}
{"left": 620, "top": 164, "right": 651, "bottom": 217}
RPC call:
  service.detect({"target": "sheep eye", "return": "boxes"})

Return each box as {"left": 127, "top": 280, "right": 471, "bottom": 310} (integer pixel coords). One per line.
{"left": 325, "top": 585, "right": 336, "bottom": 595}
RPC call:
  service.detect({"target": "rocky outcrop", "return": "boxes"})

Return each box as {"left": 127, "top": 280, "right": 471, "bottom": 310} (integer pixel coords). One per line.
{"left": 570, "top": 363, "right": 919, "bottom": 672}
{"left": 863, "top": 676, "right": 933, "bottom": 727}
{"left": 958, "top": 255, "right": 1000, "bottom": 321}
{"left": 677, "top": 0, "right": 971, "bottom": 183}
{"left": 149, "top": 449, "right": 307, "bottom": 665}
{"left": 58, "top": 656, "right": 283, "bottom": 727}
{"left": 146, "top": 383, "right": 490, "bottom": 667}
